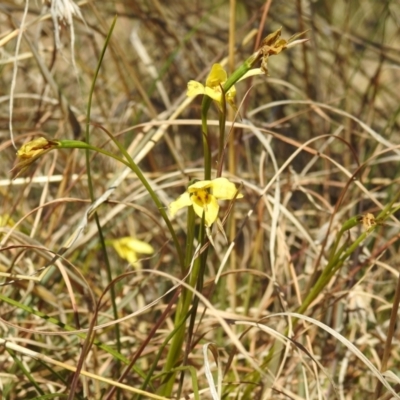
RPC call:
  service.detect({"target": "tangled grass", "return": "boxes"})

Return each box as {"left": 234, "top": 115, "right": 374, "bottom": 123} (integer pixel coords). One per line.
{"left": 1, "top": 1, "right": 400, "bottom": 399}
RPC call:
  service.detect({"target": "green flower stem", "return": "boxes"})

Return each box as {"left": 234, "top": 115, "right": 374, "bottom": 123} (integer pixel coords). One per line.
{"left": 190, "top": 53, "right": 262, "bottom": 400}
{"left": 326, "top": 216, "right": 360, "bottom": 266}
{"left": 58, "top": 141, "right": 131, "bottom": 168}
{"left": 223, "top": 52, "right": 260, "bottom": 93}
{"left": 378, "top": 191, "right": 400, "bottom": 219}
{"left": 59, "top": 138, "right": 185, "bottom": 271}
{"left": 217, "top": 102, "right": 227, "bottom": 167}
{"left": 100, "top": 131, "right": 185, "bottom": 271}
{"left": 68, "top": 18, "right": 123, "bottom": 399}
{"left": 185, "top": 207, "right": 196, "bottom": 268}
{"left": 297, "top": 216, "right": 374, "bottom": 316}
{"left": 158, "top": 218, "right": 206, "bottom": 397}
{"left": 200, "top": 96, "right": 212, "bottom": 181}
{"left": 60, "top": 138, "right": 188, "bottom": 395}
{"left": 136, "top": 294, "right": 186, "bottom": 399}
{"left": 200, "top": 52, "right": 261, "bottom": 181}
{"left": 166, "top": 48, "right": 262, "bottom": 399}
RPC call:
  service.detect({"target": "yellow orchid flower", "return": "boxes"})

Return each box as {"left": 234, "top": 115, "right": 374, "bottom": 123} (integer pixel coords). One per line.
{"left": 16, "top": 137, "right": 57, "bottom": 159}
{"left": 110, "top": 237, "right": 154, "bottom": 266}
{"left": 11, "top": 137, "right": 60, "bottom": 178}
{"left": 187, "top": 63, "right": 263, "bottom": 109}
{"left": 169, "top": 177, "right": 243, "bottom": 227}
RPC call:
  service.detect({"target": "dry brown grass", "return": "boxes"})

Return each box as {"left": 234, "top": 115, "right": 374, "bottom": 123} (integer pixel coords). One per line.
{"left": 1, "top": 1, "right": 400, "bottom": 399}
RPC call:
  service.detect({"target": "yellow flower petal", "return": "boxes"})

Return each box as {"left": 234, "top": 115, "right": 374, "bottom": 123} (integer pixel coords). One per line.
{"left": 188, "top": 180, "right": 213, "bottom": 191}
{"left": 191, "top": 194, "right": 219, "bottom": 227}
{"left": 111, "top": 237, "right": 154, "bottom": 265}
{"left": 128, "top": 239, "right": 154, "bottom": 254}
{"left": 191, "top": 200, "right": 205, "bottom": 221}
{"left": 187, "top": 64, "right": 242, "bottom": 106}
{"left": 169, "top": 178, "right": 243, "bottom": 227}
{"left": 169, "top": 192, "right": 192, "bottom": 217}
{"left": 17, "top": 137, "right": 58, "bottom": 159}
{"left": 187, "top": 80, "right": 222, "bottom": 102}
{"left": 187, "top": 80, "right": 206, "bottom": 97}
{"left": 225, "top": 86, "right": 237, "bottom": 106}
{"left": 203, "top": 87, "right": 222, "bottom": 102}
{"left": 12, "top": 137, "right": 60, "bottom": 179}
{"left": 203, "top": 195, "right": 219, "bottom": 226}
{"left": 211, "top": 177, "right": 243, "bottom": 199}
{"left": 112, "top": 239, "right": 137, "bottom": 264}
{"left": 206, "top": 64, "right": 227, "bottom": 88}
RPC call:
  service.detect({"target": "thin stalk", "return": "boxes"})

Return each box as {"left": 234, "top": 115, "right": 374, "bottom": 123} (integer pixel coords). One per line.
{"left": 200, "top": 50, "right": 261, "bottom": 181}
{"left": 70, "top": 16, "right": 120, "bottom": 400}
{"left": 201, "top": 95, "right": 212, "bottom": 181}
{"left": 297, "top": 219, "right": 376, "bottom": 316}
{"left": 101, "top": 128, "right": 185, "bottom": 271}
{"left": 158, "top": 221, "right": 206, "bottom": 396}
{"left": 218, "top": 96, "right": 227, "bottom": 163}
{"left": 160, "top": 45, "right": 264, "bottom": 398}
{"left": 59, "top": 141, "right": 130, "bottom": 168}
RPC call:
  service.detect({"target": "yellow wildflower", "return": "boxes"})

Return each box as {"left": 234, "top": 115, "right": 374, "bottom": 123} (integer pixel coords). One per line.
{"left": 169, "top": 177, "right": 243, "bottom": 227}
{"left": 187, "top": 63, "right": 263, "bottom": 110}
{"left": 111, "top": 237, "right": 154, "bottom": 266}
{"left": 12, "top": 137, "right": 60, "bottom": 178}
{"left": 17, "top": 137, "right": 57, "bottom": 159}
